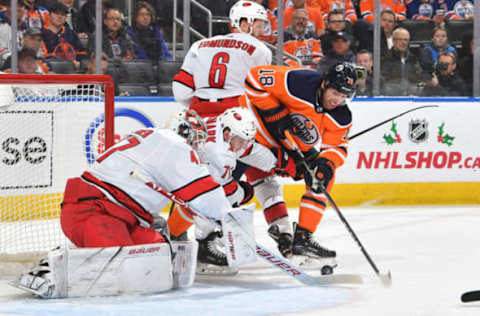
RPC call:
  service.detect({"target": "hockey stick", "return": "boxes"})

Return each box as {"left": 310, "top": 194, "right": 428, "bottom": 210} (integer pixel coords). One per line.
{"left": 348, "top": 104, "right": 438, "bottom": 141}
{"left": 129, "top": 171, "right": 362, "bottom": 286}
{"left": 461, "top": 290, "right": 480, "bottom": 303}
{"left": 283, "top": 131, "right": 392, "bottom": 287}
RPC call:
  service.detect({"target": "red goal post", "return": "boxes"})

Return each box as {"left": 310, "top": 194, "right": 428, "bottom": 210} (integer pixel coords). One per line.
{"left": 0, "top": 74, "right": 115, "bottom": 263}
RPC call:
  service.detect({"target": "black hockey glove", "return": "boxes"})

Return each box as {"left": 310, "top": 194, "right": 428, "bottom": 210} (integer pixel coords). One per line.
{"left": 238, "top": 180, "right": 254, "bottom": 206}
{"left": 303, "top": 157, "right": 335, "bottom": 193}
{"left": 257, "top": 104, "right": 292, "bottom": 140}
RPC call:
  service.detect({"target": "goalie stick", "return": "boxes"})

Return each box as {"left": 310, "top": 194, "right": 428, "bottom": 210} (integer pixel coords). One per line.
{"left": 129, "top": 171, "right": 363, "bottom": 286}
{"left": 461, "top": 290, "right": 480, "bottom": 303}
{"left": 283, "top": 131, "right": 392, "bottom": 287}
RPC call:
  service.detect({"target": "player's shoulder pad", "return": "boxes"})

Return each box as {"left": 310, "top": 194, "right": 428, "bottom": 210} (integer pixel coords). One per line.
{"left": 326, "top": 105, "right": 352, "bottom": 127}
{"left": 286, "top": 69, "right": 323, "bottom": 104}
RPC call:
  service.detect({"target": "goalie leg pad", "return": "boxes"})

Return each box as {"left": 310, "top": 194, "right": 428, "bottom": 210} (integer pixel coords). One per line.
{"left": 171, "top": 240, "right": 198, "bottom": 288}
{"left": 222, "top": 204, "right": 257, "bottom": 268}
{"left": 13, "top": 243, "right": 174, "bottom": 298}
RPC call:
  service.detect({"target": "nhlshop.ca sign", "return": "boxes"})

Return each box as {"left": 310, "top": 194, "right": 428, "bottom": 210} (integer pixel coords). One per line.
{"left": 338, "top": 99, "right": 480, "bottom": 184}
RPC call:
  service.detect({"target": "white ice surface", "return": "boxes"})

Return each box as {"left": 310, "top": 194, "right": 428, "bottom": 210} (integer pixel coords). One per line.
{"left": 0, "top": 205, "right": 479, "bottom": 316}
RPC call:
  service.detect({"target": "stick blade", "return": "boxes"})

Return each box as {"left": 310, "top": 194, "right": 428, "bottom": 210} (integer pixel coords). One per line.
{"left": 311, "top": 274, "right": 364, "bottom": 286}
{"left": 379, "top": 270, "right": 392, "bottom": 288}
{"left": 461, "top": 291, "right": 480, "bottom": 303}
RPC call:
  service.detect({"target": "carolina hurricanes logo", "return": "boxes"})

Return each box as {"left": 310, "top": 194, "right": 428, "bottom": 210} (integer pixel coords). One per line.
{"left": 233, "top": 113, "right": 242, "bottom": 120}
{"left": 290, "top": 113, "right": 319, "bottom": 145}
{"left": 243, "top": 2, "right": 252, "bottom": 7}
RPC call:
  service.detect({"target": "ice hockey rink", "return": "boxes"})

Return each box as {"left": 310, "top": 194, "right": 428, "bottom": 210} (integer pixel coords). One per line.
{"left": 0, "top": 205, "right": 479, "bottom": 316}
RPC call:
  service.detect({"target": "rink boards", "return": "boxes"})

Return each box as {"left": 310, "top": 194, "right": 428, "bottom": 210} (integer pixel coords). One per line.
{"left": 113, "top": 96, "right": 480, "bottom": 206}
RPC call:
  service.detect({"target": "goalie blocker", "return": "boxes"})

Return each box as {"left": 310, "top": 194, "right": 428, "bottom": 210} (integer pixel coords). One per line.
{"left": 11, "top": 241, "right": 198, "bottom": 298}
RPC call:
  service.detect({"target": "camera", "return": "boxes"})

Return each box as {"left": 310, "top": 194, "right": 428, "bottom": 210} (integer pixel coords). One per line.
{"left": 436, "top": 62, "right": 449, "bottom": 72}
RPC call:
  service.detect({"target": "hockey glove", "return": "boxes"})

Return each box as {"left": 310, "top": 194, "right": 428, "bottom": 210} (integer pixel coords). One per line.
{"left": 271, "top": 147, "right": 299, "bottom": 178}
{"left": 303, "top": 157, "right": 335, "bottom": 193}
{"left": 238, "top": 180, "right": 254, "bottom": 206}
{"left": 257, "top": 104, "right": 292, "bottom": 140}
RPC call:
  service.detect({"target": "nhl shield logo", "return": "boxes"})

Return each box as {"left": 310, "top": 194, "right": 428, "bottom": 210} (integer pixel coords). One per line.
{"left": 408, "top": 119, "right": 429, "bottom": 143}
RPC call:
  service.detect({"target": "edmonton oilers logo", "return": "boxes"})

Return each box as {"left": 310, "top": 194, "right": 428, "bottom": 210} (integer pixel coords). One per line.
{"left": 84, "top": 108, "right": 154, "bottom": 164}
{"left": 290, "top": 113, "right": 319, "bottom": 145}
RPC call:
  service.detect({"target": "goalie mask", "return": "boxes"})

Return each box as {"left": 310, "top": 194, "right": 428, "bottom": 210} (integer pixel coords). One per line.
{"left": 218, "top": 107, "right": 256, "bottom": 154}
{"left": 229, "top": 0, "right": 268, "bottom": 34}
{"left": 167, "top": 109, "right": 207, "bottom": 150}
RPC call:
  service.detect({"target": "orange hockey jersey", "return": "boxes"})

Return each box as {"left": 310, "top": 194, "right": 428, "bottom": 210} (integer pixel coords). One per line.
{"left": 359, "top": 0, "right": 407, "bottom": 23}
{"left": 240, "top": 65, "right": 351, "bottom": 169}
{"left": 319, "top": 0, "right": 358, "bottom": 24}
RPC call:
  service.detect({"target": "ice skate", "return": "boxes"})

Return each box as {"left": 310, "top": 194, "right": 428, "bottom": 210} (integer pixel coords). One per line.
{"left": 196, "top": 231, "right": 239, "bottom": 276}
{"left": 291, "top": 223, "right": 337, "bottom": 273}
{"left": 267, "top": 224, "right": 293, "bottom": 258}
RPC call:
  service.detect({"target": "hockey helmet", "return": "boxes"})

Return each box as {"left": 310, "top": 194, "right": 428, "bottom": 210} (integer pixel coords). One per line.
{"left": 167, "top": 109, "right": 207, "bottom": 149}
{"left": 324, "top": 62, "right": 358, "bottom": 98}
{"left": 219, "top": 107, "right": 257, "bottom": 141}
{"left": 229, "top": 0, "right": 268, "bottom": 30}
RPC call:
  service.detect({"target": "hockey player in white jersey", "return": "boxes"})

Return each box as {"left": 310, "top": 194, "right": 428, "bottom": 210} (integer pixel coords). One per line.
{"left": 167, "top": 107, "right": 278, "bottom": 274}
{"left": 12, "top": 110, "right": 253, "bottom": 298}
{"left": 172, "top": 0, "right": 272, "bottom": 118}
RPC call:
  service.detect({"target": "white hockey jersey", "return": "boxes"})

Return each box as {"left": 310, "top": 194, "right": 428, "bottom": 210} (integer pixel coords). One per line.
{"left": 82, "top": 128, "right": 231, "bottom": 225}
{"left": 200, "top": 116, "right": 243, "bottom": 206}
{"left": 172, "top": 32, "right": 272, "bottom": 107}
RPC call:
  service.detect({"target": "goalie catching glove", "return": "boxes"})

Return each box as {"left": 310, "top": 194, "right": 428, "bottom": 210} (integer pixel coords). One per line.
{"left": 303, "top": 156, "right": 335, "bottom": 193}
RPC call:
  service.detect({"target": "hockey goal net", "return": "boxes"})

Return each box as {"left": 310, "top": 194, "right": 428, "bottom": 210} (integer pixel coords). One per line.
{"left": 0, "top": 74, "right": 114, "bottom": 264}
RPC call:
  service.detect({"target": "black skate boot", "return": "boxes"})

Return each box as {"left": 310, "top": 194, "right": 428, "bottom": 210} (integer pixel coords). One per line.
{"left": 292, "top": 223, "right": 336, "bottom": 258}
{"left": 196, "top": 231, "right": 238, "bottom": 276}
{"left": 268, "top": 224, "right": 293, "bottom": 258}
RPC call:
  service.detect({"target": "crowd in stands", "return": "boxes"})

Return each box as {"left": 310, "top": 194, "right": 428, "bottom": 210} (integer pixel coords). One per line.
{"left": 0, "top": 0, "right": 476, "bottom": 96}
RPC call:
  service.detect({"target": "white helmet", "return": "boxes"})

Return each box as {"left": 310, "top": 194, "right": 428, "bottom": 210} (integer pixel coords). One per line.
{"left": 166, "top": 109, "right": 207, "bottom": 149}
{"left": 229, "top": 0, "right": 268, "bottom": 30}
{"left": 218, "top": 107, "right": 256, "bottom": 141}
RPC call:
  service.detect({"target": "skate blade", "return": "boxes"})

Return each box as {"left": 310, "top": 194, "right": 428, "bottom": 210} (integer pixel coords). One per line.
{"left": 290, "top": 255, "right": 337, "bottom": 270}
{"left": 196, "top": 263, "right": 239, "bottom": 276}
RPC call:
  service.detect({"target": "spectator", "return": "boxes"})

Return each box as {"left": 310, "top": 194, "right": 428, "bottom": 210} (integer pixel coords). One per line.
{"left": 352, "top": 9, "right": 397, "bottom": 53}
{"left": 57, "top": 0, "right": 82, "bottom": 36}
{"left": 283, "top": 0, "right": 326, "bottom": 37}
{"left": 320, "top": 9, "right": 351, "bottom": 55}
{"left": 422, "top": 52, "right": 466, "bottom": 96}
{"left": 77, "top": 0, "right": 112, "bottom": 35}
{"left": 0, "top": 1, "right": 27, "bottom": 63}
{"left": 359, "top": 0, "right": 406, "bottom": 24}
{"left": 420, "top": 26, "right": 456, "bottom": 77}
{"left": 355, "top": 49, "right": 385, "bottom": 96}
{"left": 281, "top": 8, "right": 322, "bottom": 68}
{"left": 23, "top": 0, "right": 50, "bottom": 29}
{"left": 381, "top": 27, "right": 424, "bottom": 96}
{"left": 405, "top": 0, "right": 447, "bottom": 25}
{"left": 4, "top": 47, "right": 48, "bottom": 73}
{"left": 87, "top": 7, "right": 134, "bottom": 60}
{"left": 445, "top": 0, "right": 474, "bottom": 20}
{"left": 126, "top": 1, "right": 172, "bottom": 63}
{"left": 316, "top": 31, "right": 355, "bottom": 75}
{"left": 318, "top": 0, "right": 358, "bottom": 25}
{"left": 457, "top": 33, "right": 473, "bottom": 96}
{"left": 1, "top": 27, "right": 48, "bottom": 71}
{"left": 42, "top": 1, "right": 87, "bottom": 71}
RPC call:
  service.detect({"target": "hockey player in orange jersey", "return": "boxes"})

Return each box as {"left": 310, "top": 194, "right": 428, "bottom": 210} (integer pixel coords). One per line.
{"left": 239, "top": 62, "right": 358, "bottom": 262}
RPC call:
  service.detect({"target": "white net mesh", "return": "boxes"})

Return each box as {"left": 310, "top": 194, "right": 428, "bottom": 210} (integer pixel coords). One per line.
{"left": 0, "top": 80, "right": 112, "bottom": 260}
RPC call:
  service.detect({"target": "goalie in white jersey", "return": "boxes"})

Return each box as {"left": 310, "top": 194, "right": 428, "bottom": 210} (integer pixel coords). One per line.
{"left": 172, "top": 0, "right": 272, "bottom": 118}
{"left": 13, "top": 111, "right": 247, "bottom": 298}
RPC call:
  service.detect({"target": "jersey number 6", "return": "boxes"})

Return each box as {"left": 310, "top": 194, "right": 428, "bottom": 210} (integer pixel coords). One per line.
{"left": 209, "top": 52, "right": 230, "bottom": 88}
